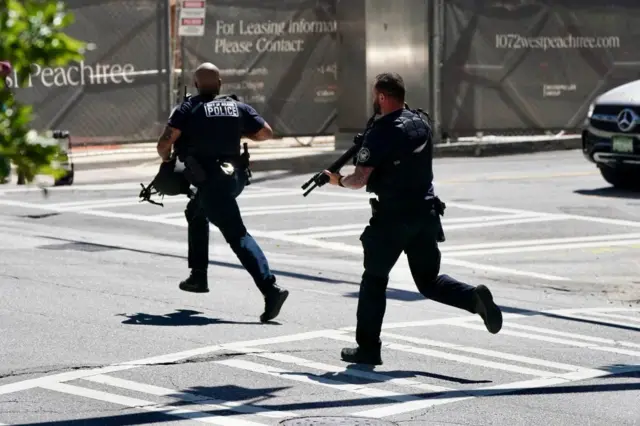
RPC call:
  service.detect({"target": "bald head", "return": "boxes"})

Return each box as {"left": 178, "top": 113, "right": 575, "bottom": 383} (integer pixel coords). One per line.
{"left": 194, "top": 62, "right": 221, "bottom": 96}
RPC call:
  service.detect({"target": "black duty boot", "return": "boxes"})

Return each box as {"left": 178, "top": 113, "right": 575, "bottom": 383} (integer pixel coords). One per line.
{"left": 260, "top": 284, "right": 289, "bottom": 323}
{"left": 474, "top": 284, "right": 502, "bottom": 334}
{"left": 341, "top": 346, "right": 383, "bottom": 366}
{"left": 179, "top": 269, "right": 209, "bottom": 293}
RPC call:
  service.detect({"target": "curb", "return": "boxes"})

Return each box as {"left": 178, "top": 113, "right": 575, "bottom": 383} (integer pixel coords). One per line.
{"left": 242, "top": 137, "right": 584, "bottom": 173}
{"left": 70, "top": 137, "right": 582, "bottom": 173}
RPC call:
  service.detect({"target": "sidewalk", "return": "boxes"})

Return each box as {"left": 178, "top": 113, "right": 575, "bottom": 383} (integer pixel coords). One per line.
{"left": 67, "top": 133, "right": 582, "bottom": 172}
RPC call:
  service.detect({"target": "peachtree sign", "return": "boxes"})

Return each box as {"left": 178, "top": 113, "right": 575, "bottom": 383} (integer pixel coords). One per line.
{"left": 4, "top": 62, "right": 136, "bottom": 88}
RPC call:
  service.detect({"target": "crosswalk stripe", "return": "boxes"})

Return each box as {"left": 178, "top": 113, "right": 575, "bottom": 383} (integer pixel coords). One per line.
{"left": 503, "top": 322, "right": 640, "bottom": 349}
{"left": 380, "top": 332, "right": 593, "bottom": 373}
{"left": 585, "top": 312, "right": 640, "bottom": 323}
{"left": 233, "top": 347, "right": 452, "bottom": 392}
{"left": 326, "top": 334, "right": 558, "bottom": 377}
{"left": 216, "top": 358, "right": 432, "bottom": 404}
{"left": 452, "top": 323, "right": 640, "bottom": 357}
{"left": 84, "top": 374, "right": 294, "bottom": 419}
{"left": 41, "top": 382, "right": 267, "bottom": 426}
{"left": 303, "top": 215, "right": 567, "bottom": 239}
{"left": 351, "top": 364, "right": 640, "bottom": 418}
{"left": 554, "top": 312, "right": 640, "bottom": 331}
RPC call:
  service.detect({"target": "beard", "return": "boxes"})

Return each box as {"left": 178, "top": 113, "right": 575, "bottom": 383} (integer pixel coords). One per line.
{"left": 372, "top": 100, "right": 381, "bottom": 115}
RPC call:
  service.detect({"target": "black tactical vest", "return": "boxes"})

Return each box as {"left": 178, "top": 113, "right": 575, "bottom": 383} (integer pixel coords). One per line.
{"left": 180, "top": 94, "right": 243, "bottom": 161}
{"left": 366, "top": 108, "right": 435, "bottom": 201}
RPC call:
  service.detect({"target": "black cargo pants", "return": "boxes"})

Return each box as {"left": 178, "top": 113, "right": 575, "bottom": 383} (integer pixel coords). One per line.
{"left": 355, "top": 199, "right": 478, "bottom": 350}
{"left": 184, "top": 166, "right": 277, "bottom": 294}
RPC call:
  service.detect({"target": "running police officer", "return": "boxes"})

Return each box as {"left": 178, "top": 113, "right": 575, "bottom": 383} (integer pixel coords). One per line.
{"left": 156, "top": 62, "right": 289, "bottom": 323}
{"left": 323, "top": 72, "right": 503, "bottom": 365}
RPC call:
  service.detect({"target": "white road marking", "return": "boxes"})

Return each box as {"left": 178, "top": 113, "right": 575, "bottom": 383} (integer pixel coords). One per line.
{"left": 440, "top": 258, "right": 569, "bottom": 281}
{"left": 350, "top": 364, "right": 640, "bottom": 418}
{"left": 216, "top": 359, "right": 436, "bottom": 404}
{"left": 278, "top": 213, "right": 542, "bottom": 235}
{"left": 41, "top": 382, "right": 267, "bottom": 426}
{"left": 0, "top": 329, "right": 336, "bottom": 396}
{"left": 43, "top": 190, "right": 303, "bottom": 211}
{"left": 301, "top": 215, "right": 569, "bottom": 239}
{"left": 84, "top": 374, "right": 295, "bottom": 419}
{"left": 325, "top": 334, "right": 560, "bottom": 377}
{"left": 305, "top": 190, "right": 640, "bottom": 229}
{"left": 0, "top": 182, "right": 142, "bottom": 194}
{"left": 546, "top": 312, "right": 640, "bottom": 331}
{"left": 0, "top": 364, "right": 139, "bottom": 396}
{"left": 231, "top": 346, "right": 451, "bottom": 392}
{"left": 503, "top": 323, "right": 640, "bottom": 349}
{"left": 585, "top": 312, "right": 640, "bottom": 323}
{"left": 373, "top": 307, "right": 640, "bottom": 331}
{"left": 452, "top": 322, "right": 640, "bottom": 357}
{"left": 226, "top": 202, "right": 369, "bottom": 217}
{"left": 0, "top": 198, "right": 569, "bottom": 281}
{"left": 379, "top": 332, "right": 593, "bottom": 373}
{"left": 441, "top": 232, "right": 640, "bottom": 252}
{"left": 446, "top": 238, "right": 640, "bottom": 257}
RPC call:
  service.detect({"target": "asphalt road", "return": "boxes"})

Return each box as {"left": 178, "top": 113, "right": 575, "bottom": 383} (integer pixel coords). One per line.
{"left": 0, "top": 150, "right": 639, "bottom": 426}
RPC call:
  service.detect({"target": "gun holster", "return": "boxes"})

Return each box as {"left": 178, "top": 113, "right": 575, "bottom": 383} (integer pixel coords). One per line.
{"left": 433, "top": 196, "right": 446, "bottom": 243}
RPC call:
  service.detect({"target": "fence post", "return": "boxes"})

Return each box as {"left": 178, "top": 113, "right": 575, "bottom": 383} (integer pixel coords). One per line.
{"left": 430, "top": 0, "right": 444, "bottom": 144}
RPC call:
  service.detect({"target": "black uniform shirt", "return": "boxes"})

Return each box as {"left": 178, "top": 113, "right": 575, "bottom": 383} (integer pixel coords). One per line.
{"left": 168, "top": 94, "right": 266, "bottom": 158}
{"left": 356, "top": 108, "right": 434, "bottom": 201}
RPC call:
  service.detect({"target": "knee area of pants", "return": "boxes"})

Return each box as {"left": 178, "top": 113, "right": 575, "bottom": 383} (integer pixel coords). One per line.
{"left": 362, "top": 271, "right": 388, "bottom": 284}
{"left": 361, "top": 272, "right": 388, "bottom": 295}
{"left": 224, "top": 230, "right": 249, "bottom": 246}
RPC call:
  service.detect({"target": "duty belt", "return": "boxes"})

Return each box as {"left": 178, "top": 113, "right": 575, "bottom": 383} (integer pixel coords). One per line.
{"left": 369, "top": 196, "right": 446, "bottom": 216}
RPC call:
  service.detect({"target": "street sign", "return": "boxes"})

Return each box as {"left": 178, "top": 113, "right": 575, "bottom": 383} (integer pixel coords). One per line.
{"left": 178, "top": 0, "right": 206, "bottom": 37}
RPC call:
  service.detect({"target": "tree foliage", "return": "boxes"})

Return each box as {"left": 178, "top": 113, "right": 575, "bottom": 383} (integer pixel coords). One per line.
{"left": 0, "top": 0, "right": 85, "bottom": 184}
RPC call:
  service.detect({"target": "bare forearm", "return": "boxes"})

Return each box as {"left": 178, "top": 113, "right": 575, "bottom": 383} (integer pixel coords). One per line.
{"left": 157, "top": 142, "right": 171, "bottom": 160}
{"left": 156, "top": 126, "right": 178, "bottom": 161}
{"left": 340, "top": 172, "right": 367, "bottom": 189}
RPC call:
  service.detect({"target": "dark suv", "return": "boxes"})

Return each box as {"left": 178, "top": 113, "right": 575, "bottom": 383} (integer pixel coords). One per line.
{"left": 582, "top": 80, "right": 640, "bottom": 189}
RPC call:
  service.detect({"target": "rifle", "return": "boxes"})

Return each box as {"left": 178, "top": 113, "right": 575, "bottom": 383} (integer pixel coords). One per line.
{"left": 300, "top": 113, "right": 376, "bottom": 197}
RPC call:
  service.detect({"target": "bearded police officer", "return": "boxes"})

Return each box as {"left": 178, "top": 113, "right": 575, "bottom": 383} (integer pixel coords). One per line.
{"left": 156, "top": 62, "right": 289, "bottom": 323}
{"left": 323, "top": 73, "right": 503, "bottom": 365}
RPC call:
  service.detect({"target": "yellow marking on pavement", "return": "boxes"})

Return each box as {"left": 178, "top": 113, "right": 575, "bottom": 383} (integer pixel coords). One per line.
{"left": 590, "top": 247, "right": 617, "bottom": 254}
{"left": 589, "top": 244, "right": 640, "bottom": 254}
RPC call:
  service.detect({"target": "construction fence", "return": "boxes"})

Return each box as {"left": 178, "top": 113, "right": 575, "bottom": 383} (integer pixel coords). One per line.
{"left": 6, "top": 0, "right": 640, "bottom": 144}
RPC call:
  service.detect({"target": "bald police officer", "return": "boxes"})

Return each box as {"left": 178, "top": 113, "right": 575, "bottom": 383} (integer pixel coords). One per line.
{"left": 323, "top": 73, "right": 503, "bottom": 365}
{"left": 156, "top": 62, "right": 289, "bottom": 323}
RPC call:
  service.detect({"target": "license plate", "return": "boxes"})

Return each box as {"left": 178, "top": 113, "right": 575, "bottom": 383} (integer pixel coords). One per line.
{"left": 612, "top": 137, "right": 634, "bottom": 153}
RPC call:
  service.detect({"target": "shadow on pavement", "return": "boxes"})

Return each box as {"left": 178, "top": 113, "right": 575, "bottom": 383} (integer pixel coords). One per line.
{"left": 36, "top": 236, "right": 360, "bottom": 287}
{"left": 34, "top": 236, "right": 430, "bottom": 303}
{"left": 14, "top": 364, "right": 640, "bottom": 425}
{"left": 116, "top": 309, "right": 264, "bottom": 326}
{"left": 574, "top": 187, "right": 640, "bottom": 199}
{"left": 500, "top": 305, "right": 640, "bottom": 333}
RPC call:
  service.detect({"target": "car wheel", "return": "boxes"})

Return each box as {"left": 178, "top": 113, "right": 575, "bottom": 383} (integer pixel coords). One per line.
{"left": 599, "top": 166, "right": 639, "bottom": 190}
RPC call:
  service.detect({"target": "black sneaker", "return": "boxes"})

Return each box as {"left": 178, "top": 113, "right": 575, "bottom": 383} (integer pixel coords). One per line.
{"left": 179, "top": 270, "right": 209, "bottom": 293}
{"left": 474, "top": 284, "right": 502, "bottom": 334}
{"left": 260, "top": 285, "right": 289, "bottom": 323}
{"left": 340, "top": 347, "right": 383, "bottom": 365}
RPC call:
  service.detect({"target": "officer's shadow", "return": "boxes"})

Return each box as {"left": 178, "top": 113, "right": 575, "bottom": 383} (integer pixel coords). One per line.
{"left": 282, "top": 363, "right": 491, "bottom": 386}
{"left": 117, "top": 309, "right": 264, "bottom": 326}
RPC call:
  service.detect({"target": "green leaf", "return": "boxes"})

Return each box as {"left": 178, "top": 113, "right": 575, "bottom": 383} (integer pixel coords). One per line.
{"left": 0, "top": 0, "right": 85, "bottom": 184}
